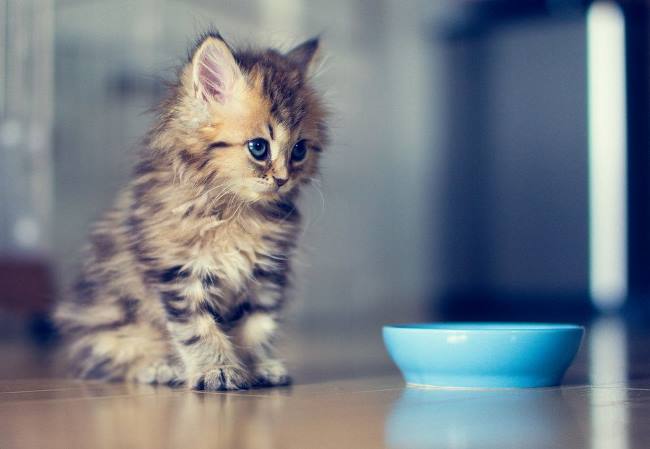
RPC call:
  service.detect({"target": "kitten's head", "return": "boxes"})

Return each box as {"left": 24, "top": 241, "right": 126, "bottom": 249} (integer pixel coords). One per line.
{"left": 155, "top": 31, "right": 328, "bottom": 204}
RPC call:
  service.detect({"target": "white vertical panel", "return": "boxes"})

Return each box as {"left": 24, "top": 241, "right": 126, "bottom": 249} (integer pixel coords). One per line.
{"left": 587, "top": 1, "right": 628, "bottom": 310}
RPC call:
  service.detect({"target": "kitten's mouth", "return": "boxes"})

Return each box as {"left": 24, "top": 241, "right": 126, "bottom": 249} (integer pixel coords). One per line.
{"left": 261, "top": 188, "right": 283, "bottom": 198}
{"left": 255, "top": 182, "right": 287, "bottom": 195}
{"left": 240, "top": 183, "right": 284, "bottom": 202}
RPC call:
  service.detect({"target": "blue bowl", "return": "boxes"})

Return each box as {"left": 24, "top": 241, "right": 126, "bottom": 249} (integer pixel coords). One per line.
{"left": 383, "top": 323, "right": 584, "bottom": 388}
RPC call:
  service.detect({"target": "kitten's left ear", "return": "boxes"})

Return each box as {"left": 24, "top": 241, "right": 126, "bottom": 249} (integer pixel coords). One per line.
{"left": 286, "top": 37, "right": 321, "bottom": 75}
{"left": 191, "top": 34, "right": 242, "bottom": 103}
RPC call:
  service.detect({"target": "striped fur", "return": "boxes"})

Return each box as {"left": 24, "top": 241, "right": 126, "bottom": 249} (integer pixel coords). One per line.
{"left": 54, "top": 31, "right": 328, "bottom": 390}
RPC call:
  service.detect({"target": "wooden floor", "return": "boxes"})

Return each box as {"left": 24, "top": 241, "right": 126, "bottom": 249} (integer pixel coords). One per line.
{"left": 1, "top": 317, "right": 649, "bottom": 449}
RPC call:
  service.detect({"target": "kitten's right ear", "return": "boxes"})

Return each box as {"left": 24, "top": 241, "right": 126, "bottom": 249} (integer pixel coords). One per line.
{"left": 191, "top": 34, "right": 242, "bottom": 103}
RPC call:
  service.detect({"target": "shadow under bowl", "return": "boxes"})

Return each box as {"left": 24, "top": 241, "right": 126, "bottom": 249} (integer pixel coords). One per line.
{"left": 383, "top": 323, "right": 584, "bottom": 388}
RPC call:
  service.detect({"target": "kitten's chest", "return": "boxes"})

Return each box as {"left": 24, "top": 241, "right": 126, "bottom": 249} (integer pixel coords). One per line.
{"left": 182, "top": 217, "right": 289, "bottom": 292}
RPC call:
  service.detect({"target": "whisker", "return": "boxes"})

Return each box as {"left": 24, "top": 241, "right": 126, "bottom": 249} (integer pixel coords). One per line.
{"left": 301, "top": 177, "right": 326, "bottom": 234}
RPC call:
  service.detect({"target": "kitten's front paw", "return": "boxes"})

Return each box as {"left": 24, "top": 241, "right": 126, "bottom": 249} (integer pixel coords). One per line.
{"left": 252, "top": 360, "right": 292, "bottom": 388}
{"left": 192, "top": 366, "right": 250, "bottom": 391}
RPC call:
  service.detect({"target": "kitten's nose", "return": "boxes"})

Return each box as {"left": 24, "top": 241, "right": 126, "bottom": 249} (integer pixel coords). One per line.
{"left": 273, "top": 176, "right": 288, "bottom": 187}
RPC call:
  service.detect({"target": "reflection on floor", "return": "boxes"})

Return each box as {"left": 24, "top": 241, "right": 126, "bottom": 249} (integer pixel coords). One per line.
{"left": 1, "top": 316, "right": 649, "bottom": 449}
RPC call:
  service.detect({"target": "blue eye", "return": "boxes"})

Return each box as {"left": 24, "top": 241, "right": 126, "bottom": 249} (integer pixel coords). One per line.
{"left": 291, "top": 140, "right": 308, "bottom": 162}
{"left": 247, "top": 138, "right": 269, "bottom": 160}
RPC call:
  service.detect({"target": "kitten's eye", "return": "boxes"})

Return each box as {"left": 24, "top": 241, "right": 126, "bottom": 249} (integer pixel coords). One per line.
{"left": 291, "top": 140, "right": 308, "bottom": 162}
{"left": 247, "top": 138, "right": 269, "bottom": 161}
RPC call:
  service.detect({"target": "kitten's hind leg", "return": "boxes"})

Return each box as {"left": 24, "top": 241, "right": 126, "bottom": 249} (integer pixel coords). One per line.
{"left": 58, "top": 298, "right": 183, "bottom": 385}
{"left": 64, "top": 323, "right": 178, "bottom": 384}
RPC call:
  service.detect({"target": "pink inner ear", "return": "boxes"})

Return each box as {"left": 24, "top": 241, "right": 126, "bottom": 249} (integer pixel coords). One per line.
{"left": 198, "top": 46, "right": 228, "bottom": 102}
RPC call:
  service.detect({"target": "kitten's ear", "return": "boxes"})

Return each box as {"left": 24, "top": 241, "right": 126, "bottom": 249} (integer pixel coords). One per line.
{"left": 286, "top": 37, "right": 320, "bottom": 75}
{"left": 191, "top": 35, "right": 242, "bottom": 103}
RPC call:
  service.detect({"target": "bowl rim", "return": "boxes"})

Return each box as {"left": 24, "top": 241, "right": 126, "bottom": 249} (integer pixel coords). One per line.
{"left": 383, "top": 322, "right": 585, "bottom": 333}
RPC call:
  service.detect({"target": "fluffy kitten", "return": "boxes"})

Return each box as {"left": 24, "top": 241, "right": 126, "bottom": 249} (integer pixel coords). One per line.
{"left": 54, "top": 31, "right": 328, "bottom": 390}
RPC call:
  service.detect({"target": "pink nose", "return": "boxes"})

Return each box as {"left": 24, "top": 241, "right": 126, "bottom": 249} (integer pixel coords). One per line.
{"left": 273, "top": 176, "right": 288, "bottom": 187}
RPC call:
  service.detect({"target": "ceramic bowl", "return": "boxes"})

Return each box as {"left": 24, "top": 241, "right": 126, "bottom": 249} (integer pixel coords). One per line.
{"left": 383, "top": 323, "right": 584, "bottom": 388}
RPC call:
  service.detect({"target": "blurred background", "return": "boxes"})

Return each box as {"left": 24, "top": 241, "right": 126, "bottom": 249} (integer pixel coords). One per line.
{"left": 0, "top": 0, "right": 649, "bottom": 381}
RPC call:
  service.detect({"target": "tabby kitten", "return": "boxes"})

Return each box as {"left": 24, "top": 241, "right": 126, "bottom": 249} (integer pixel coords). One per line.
{"left": 54, "top": 31, "right": 328, "bottom": 390}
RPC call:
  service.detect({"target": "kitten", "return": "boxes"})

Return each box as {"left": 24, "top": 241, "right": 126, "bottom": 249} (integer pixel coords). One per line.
{"left": 54, "top": 31, "right": 328, "bottom": 390}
